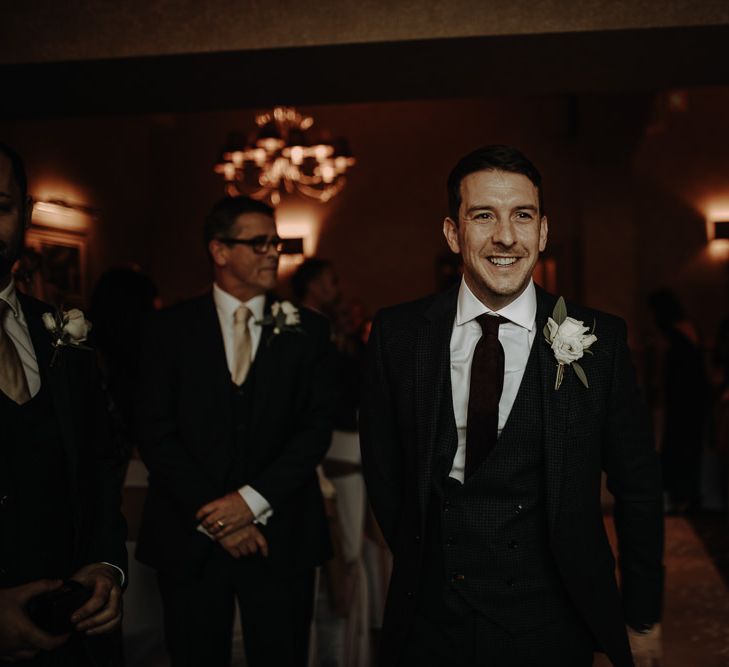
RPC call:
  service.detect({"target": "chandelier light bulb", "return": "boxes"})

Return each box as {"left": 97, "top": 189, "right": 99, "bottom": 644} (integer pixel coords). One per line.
{"left": 321, "top": 164, "right": 336, "bottom": 184}
{"left": 290, "top": 146, "right": 305, "bottom": 165}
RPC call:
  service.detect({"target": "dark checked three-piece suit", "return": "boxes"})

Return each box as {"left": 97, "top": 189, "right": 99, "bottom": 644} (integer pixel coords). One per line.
{"left": 360, "top": 284, "right": 663, "bottom": 667}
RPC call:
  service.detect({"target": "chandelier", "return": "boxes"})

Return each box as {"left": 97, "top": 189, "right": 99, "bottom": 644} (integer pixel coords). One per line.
{"left": 214, "top": 106, "right": 355, "bottom": 205}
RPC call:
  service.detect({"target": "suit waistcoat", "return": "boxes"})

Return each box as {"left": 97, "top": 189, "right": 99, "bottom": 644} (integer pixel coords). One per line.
{"left": 0, "top": 385, "right": 74, "bottom": 586}
{"left": 432, "top": 339, "right": 573, "bottom": 630}
{"left": 225, "top": 362, "right": 258, "bottom": 487}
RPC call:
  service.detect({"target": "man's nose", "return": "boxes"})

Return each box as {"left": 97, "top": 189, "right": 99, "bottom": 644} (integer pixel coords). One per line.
{"left": 491, "top": 218, "right": 516, "bottom": 247}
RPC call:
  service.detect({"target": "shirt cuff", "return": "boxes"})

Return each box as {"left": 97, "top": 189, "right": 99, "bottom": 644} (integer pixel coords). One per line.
{"left": 99, "top": 562, "right": 126, "bottom": 588}
{"left": 196, "top": 523, "right": 215, "bottom": 540}
{"left": 239, "top": 486, "right": 273, "bottom": 525}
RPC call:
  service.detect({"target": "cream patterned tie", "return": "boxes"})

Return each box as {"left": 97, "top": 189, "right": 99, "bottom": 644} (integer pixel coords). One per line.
{"left": 0, "top": 300, "right": 31, "bottom": 404}
{"left": 232, "top": 305, "right": 253, "bottom": 385}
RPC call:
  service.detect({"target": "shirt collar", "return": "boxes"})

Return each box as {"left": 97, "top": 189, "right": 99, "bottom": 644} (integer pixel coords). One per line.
{"left": 213, "top": 283, "right": 266, "bottom": 324}
{"left": 455, "top": 278, "right": 536, "bottom": 332}
{"left": 0, "top": 279, "right": 21, "bottom": 319}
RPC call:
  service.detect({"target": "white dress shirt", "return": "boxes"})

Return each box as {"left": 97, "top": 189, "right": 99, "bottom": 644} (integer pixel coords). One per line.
{"left": 448, "top": 279, "right": 537, "bottom": 483}
{"left": 212, "top": 283, "right": 273, "bottom": 525}
{"left": 0, "top": 280, "right": 41, "bottom": 397}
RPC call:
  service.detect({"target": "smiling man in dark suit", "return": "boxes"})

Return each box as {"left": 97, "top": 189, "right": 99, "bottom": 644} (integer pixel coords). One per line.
{"left": 0, "top": 143, "right": 126, "bottom": 665}
{"left": 360, "top": 145, "right": 663, "bottom": 667}
{"left": 136, "top": 196, "right": 334, "bottom": 667}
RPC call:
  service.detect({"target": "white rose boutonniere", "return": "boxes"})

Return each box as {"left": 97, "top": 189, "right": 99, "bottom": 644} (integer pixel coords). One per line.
{"left": 543, "top": 297, "right": 596, "bottom": 390}
{"left": 256, "top": 300, "right": 303, "bottom": 339}
{"left": 43, "top": 307, "right": 93, "bottom": 366}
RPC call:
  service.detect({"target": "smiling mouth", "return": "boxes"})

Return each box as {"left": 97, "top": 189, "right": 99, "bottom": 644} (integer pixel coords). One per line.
{"left": 488, "top": 257, "right": 519, "bottom": 266}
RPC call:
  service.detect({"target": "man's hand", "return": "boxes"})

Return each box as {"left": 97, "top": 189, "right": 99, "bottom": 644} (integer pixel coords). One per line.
{"left": 628, "top": 624, "right": 662, "bottom": 667}
{"left": 0, "top": 580, "right": 70, "bottom": 661}
{"left": 218, "top": 525, "right": 269, "bottom": 559}
{"left": 196, "top": 492, "right": 254, "bottom": 539}
{"left": 70, "top": 564, "right": 123, "bottom": 636}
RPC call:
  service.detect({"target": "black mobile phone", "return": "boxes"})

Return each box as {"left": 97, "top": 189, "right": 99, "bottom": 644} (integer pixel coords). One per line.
{"left": 26, "top": 580, "right": 93, "bottom": 635}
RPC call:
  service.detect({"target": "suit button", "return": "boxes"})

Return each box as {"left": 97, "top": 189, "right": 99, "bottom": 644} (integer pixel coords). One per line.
{"left": 406, "top": 591, "right": 414, "bottom": 599}
{"left": 0, "top": 495, "right": 8, "bottom": 507}
{"left": 452, "top": 573, "right": 465, "bottom": 583}
{"left": 506, "top": 578, "right": 516, "bottom": 588}
{"left": 414, "top": 534, "right": 421, "bottom": 542}
{"left": 515, "top": 504, "right": 523, "bottom": 514}
{"left": 508, "top": 540, "right": 518, "bottom": 549}
{"left": 446, "top": 536, "right": 455, "bottom": 546}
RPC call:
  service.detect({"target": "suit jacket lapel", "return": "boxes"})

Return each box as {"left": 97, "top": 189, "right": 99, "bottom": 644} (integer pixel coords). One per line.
{"left": 17, "top": 294, "right": 80, "bottom": 506}
{"left": 195, "top": 293, "right": 233, "bottom": 433}
{"left": 534, "top": 286, "right": 572, "bottom": 529}
{"left": 414, "top": 286, "right": 458, "bottom": 526}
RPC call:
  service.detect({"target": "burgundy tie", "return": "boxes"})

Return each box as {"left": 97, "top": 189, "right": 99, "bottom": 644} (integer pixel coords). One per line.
{"left": 465, "top": 314, "right": 505, "bottom": 479}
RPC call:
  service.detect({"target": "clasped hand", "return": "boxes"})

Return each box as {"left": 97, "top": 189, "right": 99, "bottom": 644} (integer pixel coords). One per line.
{"left": 0, "top": 564, "right": 122, "bottom": 662}
{"left": 196, "top": 492, "right": 268, "bottom": 558}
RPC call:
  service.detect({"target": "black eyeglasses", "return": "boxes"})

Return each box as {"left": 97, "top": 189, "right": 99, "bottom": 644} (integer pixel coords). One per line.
{"left": 217, "top": 235, "right": 284, "bottom": 254}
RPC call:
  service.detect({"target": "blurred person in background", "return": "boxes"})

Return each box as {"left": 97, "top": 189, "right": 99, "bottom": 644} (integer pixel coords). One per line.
{"left": 293, "top": 259, "right": 371, "bottom": 667}
{"left": 648, "top": 288, "right": 709, "bottom": 514}
{"left": 90, "top": 267, "right": 159, "bottom": 462}
{"left": 712, "top": 314, "right": 729, "bottom": 510}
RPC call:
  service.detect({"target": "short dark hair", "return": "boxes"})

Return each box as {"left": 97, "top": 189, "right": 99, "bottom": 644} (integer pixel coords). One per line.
{"left": 291, "top": 258, "right": 332, "bottom": 301}
{"left": 204, "top": 196, "right": 274, "bottom": 246}
{"left": 0, "top": 142, "right": 28, "bottom": 201}
{"left": 447, "top": 145, "right": 544, "bottom": 222}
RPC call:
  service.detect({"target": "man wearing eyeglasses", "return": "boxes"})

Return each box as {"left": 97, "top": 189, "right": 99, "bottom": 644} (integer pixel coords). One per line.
{"left": 136, "top": 196, "right": 335, "bottom": 666}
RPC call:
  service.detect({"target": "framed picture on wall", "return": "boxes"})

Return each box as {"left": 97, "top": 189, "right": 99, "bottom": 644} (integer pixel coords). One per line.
{"left": 23, "top": 227, "right": 88, "bottom": 308}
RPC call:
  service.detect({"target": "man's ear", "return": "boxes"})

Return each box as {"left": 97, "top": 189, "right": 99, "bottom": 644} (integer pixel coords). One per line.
{"left": 208, "top": 239, "right": 228, "bottom": 268}
{"left": 443, "top": 217, "right": 461, "bottom": 254}
{"left": 539, "top": 215, "right": 548, "bottom": 252}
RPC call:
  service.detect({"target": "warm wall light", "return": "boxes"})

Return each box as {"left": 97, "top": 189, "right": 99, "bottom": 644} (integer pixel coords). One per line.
{"left": 713, "top": 221, "right": 729, "bottom": 240}
{"left": 707, "top": 239, "right": 729, "bottom": 261}
{"left": 31, "top": 199, "right": 97, "bottom": 233}
{"left": 708, "top": 221, "right": 729, "bottom": 261}
{"left": 275, "top": 208, "right": 321, "bottom": 257}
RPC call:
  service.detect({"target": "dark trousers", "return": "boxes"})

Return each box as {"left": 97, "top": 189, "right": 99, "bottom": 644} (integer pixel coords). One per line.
{"left": 158, "top": 548, "right": 315, "bottom": 667}
{"left": 400, "top": 497, "right": 595, "bottom": 667}
{"left": 402, "top": 590, "right": 595, "bottom": 667}
{"left": 20, "top": 636, "right": 95, "bottom": 667}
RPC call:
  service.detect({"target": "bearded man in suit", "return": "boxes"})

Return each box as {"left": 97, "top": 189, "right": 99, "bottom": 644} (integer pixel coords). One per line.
{"left": 360, "top": 145, "right": 663, "bottom": 667}
{"left": 136, "top": 195, "right": 334, "bottom": 666}
{"left": 0, "top": 143, "right": 126, "bottom": 665}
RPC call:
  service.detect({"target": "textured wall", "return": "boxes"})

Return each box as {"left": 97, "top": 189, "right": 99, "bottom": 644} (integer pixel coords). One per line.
{"left": 2, "top": 0, "right": 729, "bottom": 64}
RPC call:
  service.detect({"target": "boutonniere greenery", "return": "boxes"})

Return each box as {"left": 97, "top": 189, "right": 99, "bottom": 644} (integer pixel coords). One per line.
{"left": 42, "top": 308, "right": 93, "bottom": 366}
{"left": 543, "top": 297, "right": 597, "bottom": 390}
{"left": 255, "top": 300, "right": 303, "bottom": 339}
